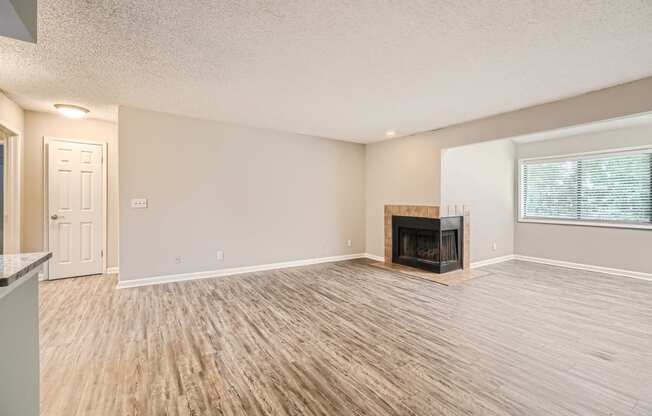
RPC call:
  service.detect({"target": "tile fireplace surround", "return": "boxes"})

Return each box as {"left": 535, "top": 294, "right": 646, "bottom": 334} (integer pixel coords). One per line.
{"left": 384, "top": 205, "right": 470, "bottom": 272}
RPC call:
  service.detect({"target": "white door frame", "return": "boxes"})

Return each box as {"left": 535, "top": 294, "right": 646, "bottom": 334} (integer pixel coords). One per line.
{"left": 0, "top": 123, "right": 22, "bottom": 254}
{"left": 42, "top": 136, "right": 108, "bottom": 280}
{"left": 0, "top": 136, "right": 6, "bottom": 253}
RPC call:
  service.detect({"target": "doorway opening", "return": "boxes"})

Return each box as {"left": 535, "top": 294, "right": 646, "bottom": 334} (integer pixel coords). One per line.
{"left": 0, "top": 142, "right": 4, "bottom": 254}
{"left": 0, "top": 124, "right": 21, "bottom": 254}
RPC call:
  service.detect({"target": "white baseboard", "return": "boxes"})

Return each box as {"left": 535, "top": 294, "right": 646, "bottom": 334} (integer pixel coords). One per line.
{"left": 363, "top": 253, "right": 385, "bottom": 262}
{"left": 117, "top": 253, "right": 366, "bottom": 289}
{"left": 470, "top": 254, "right": 652, "bottom": 281}
{"left": 471, "top": 254, "right": 516, "bottom": 268}
{"left": 106, "top": 267, "right": 119, "bottom": 275}
{"left": 116, "top": 251, "right": 652, "bottom": 289}
{"left": 513, "top": 255, "right": 652, "bottom": 281}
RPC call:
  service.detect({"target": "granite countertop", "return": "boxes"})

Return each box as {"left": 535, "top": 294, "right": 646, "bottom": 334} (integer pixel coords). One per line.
{"left": 0, "top": 252, "right": 52, "bottom": 288}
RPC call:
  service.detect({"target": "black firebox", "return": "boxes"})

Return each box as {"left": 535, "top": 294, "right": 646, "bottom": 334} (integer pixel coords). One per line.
{"left": 392, "top": 215, "right": 463, "bottom": 273}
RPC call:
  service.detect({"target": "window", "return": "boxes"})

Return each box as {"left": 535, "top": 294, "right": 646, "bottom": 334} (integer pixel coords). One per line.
{"left": 519, "top": 148, "right": 652, "bottom": 228}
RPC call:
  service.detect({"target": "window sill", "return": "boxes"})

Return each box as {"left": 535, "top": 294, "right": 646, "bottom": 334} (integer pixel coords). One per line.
{"left": 517, "top": 218, "right": 652, "bottom": 230}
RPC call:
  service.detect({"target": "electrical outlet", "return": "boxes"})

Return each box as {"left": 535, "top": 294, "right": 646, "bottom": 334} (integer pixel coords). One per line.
{"left": 216, "top": 250, "right": 224, "bottom": 261}
{"left": 492, "top": 242, "right": 497, "bottom": 251}
{"left": 131, "top": 198, "right": 148, "bottom": 209}
{"left": 346, "top": 240, "right": 352, "bottom": 247}
{"left": 174, "top": 256, "right": 182, "bottom": 264}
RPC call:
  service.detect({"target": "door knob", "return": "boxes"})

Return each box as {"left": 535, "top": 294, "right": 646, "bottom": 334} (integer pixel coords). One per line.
{"left": 51, "top": 214, "right": 59, "bottom": 220}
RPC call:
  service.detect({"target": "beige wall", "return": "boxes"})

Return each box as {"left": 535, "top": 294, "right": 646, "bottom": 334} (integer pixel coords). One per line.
{"left": 515, "top": 124, "right": 652, "bottom": 273}
{"left": 365, "top": 77, "right": 652, "bottom": 258}
{"left": 119, "top": 106, "right": 365, "bottom": 281}
{"left": 22, "top": 111, "right": 119, "bottom": 268}
{"left": 0, "top": 91, "right": 24, "bottom": 136}
{"left": 441, "top": 139, "right": 515, "bottom": 263}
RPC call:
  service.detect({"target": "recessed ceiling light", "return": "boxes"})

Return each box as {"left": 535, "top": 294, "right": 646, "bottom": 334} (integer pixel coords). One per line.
{"left": 54, "top": 104, "right": 89, "bottom": 119}
{"left": 385, "top": 129, "right": 396, "bottom": 138}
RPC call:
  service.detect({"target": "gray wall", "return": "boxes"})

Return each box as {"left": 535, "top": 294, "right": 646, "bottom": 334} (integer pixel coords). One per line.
{"left": 365, "top": 77, "right": 652, "bottom": 258}
{"left": 515, "top": 124, "right": 652, "bottom": 273}
{"left": 119, "top": 106, "right": 365, "bottom": 281}
{"left": 441, "top": 139, "right": 515, "bottom": 262}
{"left": 7, "top": 0, "right": 37, "bottom": 42}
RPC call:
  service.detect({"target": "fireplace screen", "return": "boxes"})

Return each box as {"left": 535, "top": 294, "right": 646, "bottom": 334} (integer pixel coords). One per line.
{"left": 392, "top": 216, "right": 462, "bottom": 273}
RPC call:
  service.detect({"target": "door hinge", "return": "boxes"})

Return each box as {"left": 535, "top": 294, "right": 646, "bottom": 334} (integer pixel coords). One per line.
{"left": 100, "top": 250, "right": 104, "bottom": 258}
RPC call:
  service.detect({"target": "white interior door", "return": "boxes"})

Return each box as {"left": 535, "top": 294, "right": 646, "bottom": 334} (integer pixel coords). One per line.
{"left": 48, "top": 139, "right": 104, "bottom": 279}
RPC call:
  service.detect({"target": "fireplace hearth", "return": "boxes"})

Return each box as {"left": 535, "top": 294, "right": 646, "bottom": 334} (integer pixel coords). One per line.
{"left": 392, "top": 215, "right": 463, "bottom": 273}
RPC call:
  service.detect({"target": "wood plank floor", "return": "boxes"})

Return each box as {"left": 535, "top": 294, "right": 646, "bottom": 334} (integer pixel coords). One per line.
{"left": 39, "top": 260, "right": 652, "bottom": 416}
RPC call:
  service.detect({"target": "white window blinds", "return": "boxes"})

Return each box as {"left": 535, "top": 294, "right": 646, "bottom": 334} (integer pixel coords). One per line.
{"left": 520, "top": 149, "right": 652, "bottom": 225}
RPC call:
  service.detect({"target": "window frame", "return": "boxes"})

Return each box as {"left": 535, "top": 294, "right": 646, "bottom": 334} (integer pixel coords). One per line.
{"left": 517, "top": 145, "right": 652, "bottom": 230}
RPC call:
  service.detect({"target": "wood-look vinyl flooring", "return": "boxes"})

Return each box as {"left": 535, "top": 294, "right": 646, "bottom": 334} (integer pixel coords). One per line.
{"left": 39, "top": 260, "right": 652, "bottom": 416}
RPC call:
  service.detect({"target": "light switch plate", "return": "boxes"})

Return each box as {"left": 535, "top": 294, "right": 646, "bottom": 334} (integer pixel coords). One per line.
{"left": 131, "top": 198, "right": 148, "bottom": 209}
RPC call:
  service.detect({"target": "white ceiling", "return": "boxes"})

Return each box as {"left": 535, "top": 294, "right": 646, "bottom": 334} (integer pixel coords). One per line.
{"left": 1, "top": 1, "right": 652, "bottom": 143}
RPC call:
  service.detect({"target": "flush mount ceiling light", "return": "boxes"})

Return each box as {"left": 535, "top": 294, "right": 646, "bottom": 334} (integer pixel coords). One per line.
{"left": 54, "top": 104, "right": 89, "bottom": 119}
{"left": 385, "top": 129, "right": 396, "bottom": 138}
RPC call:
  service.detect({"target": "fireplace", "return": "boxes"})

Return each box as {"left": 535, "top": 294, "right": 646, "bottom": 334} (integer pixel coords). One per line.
{"left": 391, "top": 215, "right": 463, "bottom": 273}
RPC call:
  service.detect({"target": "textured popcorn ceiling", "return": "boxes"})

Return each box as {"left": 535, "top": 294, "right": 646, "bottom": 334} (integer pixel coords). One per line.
{"left": 1, "top": 1, "right": 652, "bottom": 142}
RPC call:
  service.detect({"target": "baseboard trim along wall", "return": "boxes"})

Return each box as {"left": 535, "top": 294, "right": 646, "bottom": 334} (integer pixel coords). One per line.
{"left": 363, "top": 253, "right": 385, "bottom": 262}
{"left": 117, "top": 253, "right": 367, "bottom": 289}
{"left": 471, "top": 254, "right": 652, "bottom": 281}
{"left": 470, "top": 255, "right": 516, "bottom": 268}
{"left": 116, "top": 252, "right": 652, "bottom": 289}
{"left": 513, "top": 255, "right": 652, "bottom": 281}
